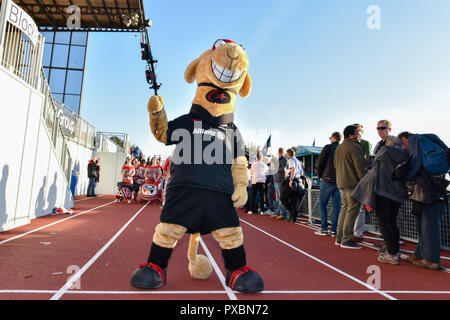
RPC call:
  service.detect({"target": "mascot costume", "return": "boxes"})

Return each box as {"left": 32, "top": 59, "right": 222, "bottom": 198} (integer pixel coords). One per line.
{"left": 130, "top": 39, "right": 264, "bottom": 293}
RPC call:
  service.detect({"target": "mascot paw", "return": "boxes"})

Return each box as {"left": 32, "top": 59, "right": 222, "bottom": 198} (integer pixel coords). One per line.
{"left": 130, "top": 263, "right": 167, "bottom": 289}
{"left": 147, "top": 95, "right": 165, "bottom": 113}
{"left": 188, "top": 254, "right": 213, "bottom": 280}
{"left": 231, "top": 186, "right": 247, "bottom": 208}
{"left": 226, "top": 267, "right": 264, "bottom": 293}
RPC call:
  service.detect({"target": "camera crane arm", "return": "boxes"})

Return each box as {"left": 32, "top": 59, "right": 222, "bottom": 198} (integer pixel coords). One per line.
{"left": 140, "top": 23, "right": 161, "bottom": 95}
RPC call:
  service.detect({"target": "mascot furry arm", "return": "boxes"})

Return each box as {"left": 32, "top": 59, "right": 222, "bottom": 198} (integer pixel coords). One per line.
{"left": 131, "top": 39, "right": 263, "bottom": 293}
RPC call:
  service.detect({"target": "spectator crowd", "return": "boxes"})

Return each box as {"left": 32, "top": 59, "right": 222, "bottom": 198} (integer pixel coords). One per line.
{"left": 241, "top": 120, "right": 449, "bottom": 271}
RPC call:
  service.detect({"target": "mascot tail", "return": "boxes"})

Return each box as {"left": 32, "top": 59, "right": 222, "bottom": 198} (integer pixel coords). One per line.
{"left": 187, "top": 233, "right": 213, "bottom": 279}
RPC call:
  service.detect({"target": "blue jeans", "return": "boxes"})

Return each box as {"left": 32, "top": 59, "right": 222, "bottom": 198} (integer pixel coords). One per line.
{"left": 274, "top": 181, "right": 287, "bottom": 218}
{"left": 414, "top": 201, "right": 444, "bottom": 264}
{"left": 267, "top": 183, "right": 275, "bottom": 211}
{"left": 87, "top": 177, "right": 97, "bottom": 196}
{"left": 319, "top": 180, "right": 341, "bottom": 233}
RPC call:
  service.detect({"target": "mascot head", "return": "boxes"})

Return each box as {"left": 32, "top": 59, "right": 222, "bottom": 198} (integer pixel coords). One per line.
{"left": 184, "top": 39, "right": 252, "bottom": 117}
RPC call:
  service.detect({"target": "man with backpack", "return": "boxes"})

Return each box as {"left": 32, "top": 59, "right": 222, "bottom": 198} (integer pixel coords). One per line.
{"left": 397, "top": 131, "right": 450, "bottom": 270}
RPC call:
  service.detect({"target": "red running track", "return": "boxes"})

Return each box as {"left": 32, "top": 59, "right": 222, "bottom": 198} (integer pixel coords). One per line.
{"left": 0, "top": 195, "right": 449, "bottom": 301}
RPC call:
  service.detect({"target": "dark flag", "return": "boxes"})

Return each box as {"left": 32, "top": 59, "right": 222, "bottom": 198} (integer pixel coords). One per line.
{"left": 262, "top": 134, "right": 272, "bottom": 157}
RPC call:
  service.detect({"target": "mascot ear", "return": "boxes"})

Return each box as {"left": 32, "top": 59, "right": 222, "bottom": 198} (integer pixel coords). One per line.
{"left": 184, "top": 57, "right": 200, "bottom": 83}
{"left": 239, "top": 73, "right": 252, "bottom": 97}
{"left": 185, "top": 50, "right": 212, "bottom": 84}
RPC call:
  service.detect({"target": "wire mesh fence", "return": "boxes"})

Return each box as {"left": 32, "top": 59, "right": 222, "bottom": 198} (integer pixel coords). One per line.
{"left": 298, "top": 186, "right": 450, "bottom": 251}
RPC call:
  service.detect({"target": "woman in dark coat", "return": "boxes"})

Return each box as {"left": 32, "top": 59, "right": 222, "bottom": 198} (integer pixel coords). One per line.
{"left": 352, "top": 136, "right": 410, "bottom": 264}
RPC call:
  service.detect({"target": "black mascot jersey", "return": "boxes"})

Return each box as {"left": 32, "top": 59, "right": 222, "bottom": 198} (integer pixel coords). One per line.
{"left": 165, "top": 104, "right": 246, "bottom": 196}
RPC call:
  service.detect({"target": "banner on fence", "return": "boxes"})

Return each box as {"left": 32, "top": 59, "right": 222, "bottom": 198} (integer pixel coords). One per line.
{"left": 55, "top": 100, "right": 78, "bottom": 138}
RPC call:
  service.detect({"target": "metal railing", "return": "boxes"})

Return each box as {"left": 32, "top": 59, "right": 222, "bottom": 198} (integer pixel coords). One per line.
{"left": 39, "top": 68, "right": 73, "bottom": 183}
{"left": 299, "top": 185, "right": 450, "bottom": 251}
{"left": 0, "top": 3, "right": 43, "bottom": 89}
{"left": 95, "top": 131, "right": 130, "bottom": 153}
{"left": 52, "top": 97, "right": 95, "bottom": 149}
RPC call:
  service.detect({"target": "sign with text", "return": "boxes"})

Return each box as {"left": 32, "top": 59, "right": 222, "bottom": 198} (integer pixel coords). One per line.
{"left": 4, "top": 0, "right": 39, "bottom": 45}
{"left": 54, "top": 100, "right": 77, "bottom": 138}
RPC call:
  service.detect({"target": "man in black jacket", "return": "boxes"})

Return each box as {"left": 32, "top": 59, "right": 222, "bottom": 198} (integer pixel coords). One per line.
{"left": 315, "top": 131, "right": 342, "bottom": 236}
{"left": 273, "top": 148, "right": 288, "bottom": 220}
{"left": 87, "top": 156, "right": 98, "bottom": 197}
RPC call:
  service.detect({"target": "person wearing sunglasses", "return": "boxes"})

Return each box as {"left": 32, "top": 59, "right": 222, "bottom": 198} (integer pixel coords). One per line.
{"left": 373, "top": 120, "right": 392, "bottom": 155}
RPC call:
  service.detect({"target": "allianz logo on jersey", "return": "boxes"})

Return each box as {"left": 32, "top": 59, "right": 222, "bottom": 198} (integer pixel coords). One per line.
{"left": 192, "top": 128, "right": 225, "bottom": 140}
{"left": 170, "top": 124, "right": 243, "bottom": 165}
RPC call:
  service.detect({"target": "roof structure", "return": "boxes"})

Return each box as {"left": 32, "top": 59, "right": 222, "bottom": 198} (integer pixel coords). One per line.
{"left": 13, "top": 0, "right": 148, "bottom": 32}
{"left": 295, "top": 145, "right": 323, "bottom": 157}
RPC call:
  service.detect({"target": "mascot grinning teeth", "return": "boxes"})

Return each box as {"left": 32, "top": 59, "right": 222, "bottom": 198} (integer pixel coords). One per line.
{"left": 211, "top": 61, "right": 244, "bottom": 83}
{"left": 130, "top": 39, "right": 264, "bottom": 293}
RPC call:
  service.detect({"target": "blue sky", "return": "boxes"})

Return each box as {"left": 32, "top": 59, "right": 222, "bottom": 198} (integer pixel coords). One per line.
{"left": 81, "top": 0, "right": 450, "bottom": 158}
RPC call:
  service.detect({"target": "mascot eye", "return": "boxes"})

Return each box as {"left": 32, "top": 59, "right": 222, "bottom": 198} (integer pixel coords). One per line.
{"left": 212, "top": 39, "right": 237, "bottom": 50}
{"left": 212, "top": 39, "right": 227, "bottom": 50}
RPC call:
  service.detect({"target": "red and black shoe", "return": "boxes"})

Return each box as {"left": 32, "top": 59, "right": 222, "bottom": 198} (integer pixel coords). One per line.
{"left": 130, "top": 262, "right": 167, "bottom": 289}
{"left": 226, "top": 266, "right": 264, "bottom": 293}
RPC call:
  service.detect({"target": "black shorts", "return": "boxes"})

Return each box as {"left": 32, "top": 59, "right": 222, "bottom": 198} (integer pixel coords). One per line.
{"left": 160, "top": 187, "right": 240, "bottom": 235}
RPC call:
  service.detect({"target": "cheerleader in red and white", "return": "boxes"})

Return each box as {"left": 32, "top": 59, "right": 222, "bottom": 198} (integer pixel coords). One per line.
{"left": 131, "top": 158, "right": 143, "bottom": 200}
{"left": 118, "top": 157, "right": 135, "bottom": 203}
{"left": 145, "top": 156, "right": 162, "bottom": 203}
{"left": 145, "top": 156, "right": 162, "bottom": 183}
{"left": 134, "top": 159, "right": 147, "bottom": 201}
{"left": 137, "top": 159, "right": 147, "bottom": 184}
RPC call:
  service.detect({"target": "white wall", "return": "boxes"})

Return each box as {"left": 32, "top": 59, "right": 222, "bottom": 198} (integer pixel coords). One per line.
{"left": 0, "top": 65, "right": 73, "bottom": 231}
{"left": 67, "top": 139, "right": 94, "bottom": 197}
{"left": 93, "top": 151, "right": 127, "bottom": 195}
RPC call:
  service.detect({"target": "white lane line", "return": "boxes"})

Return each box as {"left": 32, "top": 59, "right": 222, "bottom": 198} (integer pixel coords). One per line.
{"left": 0, "top": 290, "right": 57, "bottom": 294}
{"left": 50, "top": 201, "right": 150, "bottom": 300}
{"left": 0, "top": 200, "right": 115, "bottom": 245}
{"left": 239, "top": 218, "right": 397, "bottom": 300}
{"left": 261, "top": 290, "right": 450, "bottom": 295}
{"left": 2, "top": 289, "right": 449, "bottom": 295}
{"left": 66, "top": 290, "right": 228, "bottom": 295}
{"left": 199, "top": 237, "right": 238, "bottom": 300}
